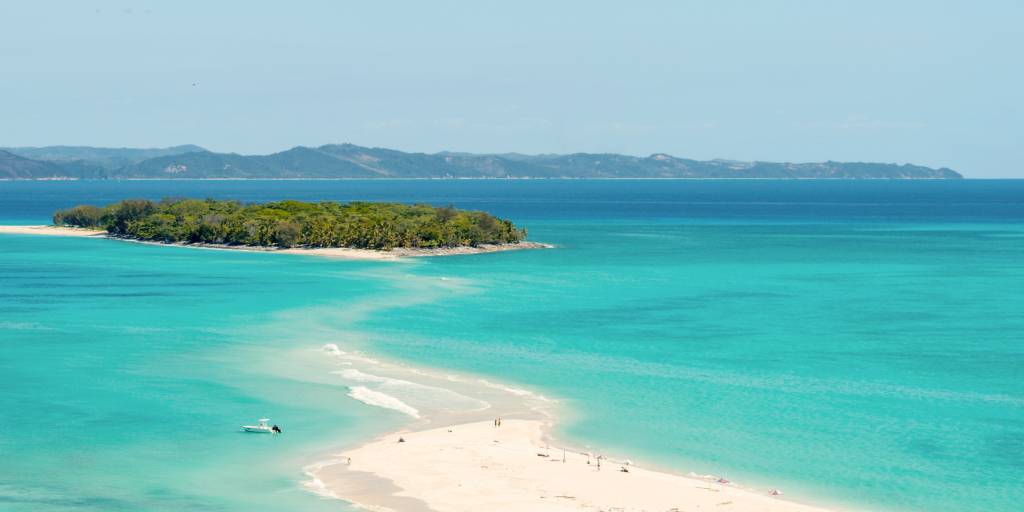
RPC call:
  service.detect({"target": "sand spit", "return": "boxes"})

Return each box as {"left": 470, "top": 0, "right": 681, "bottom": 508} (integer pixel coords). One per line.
{"left": 313, "top": 420, "right": 837, "bottom": 512}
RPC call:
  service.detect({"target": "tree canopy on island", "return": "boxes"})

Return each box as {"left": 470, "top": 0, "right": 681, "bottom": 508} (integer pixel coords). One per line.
{"left": 53, "top": 198, "right": 527, "bottom": 250}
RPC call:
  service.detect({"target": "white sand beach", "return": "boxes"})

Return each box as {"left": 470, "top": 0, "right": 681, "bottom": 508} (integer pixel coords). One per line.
{"left": 312, "top": 419, "right": 837, "bottom": 512}
{"left": 0, "top": 225, "right": 107, "bottom": 237}
{"left": 278, "top": 241, "right": 551, "bottom": 260}
{"left": 0, "top": 225, "right": 550, "bottom": 260}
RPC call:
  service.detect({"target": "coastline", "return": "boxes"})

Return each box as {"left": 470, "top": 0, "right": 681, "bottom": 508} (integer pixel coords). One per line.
{"left": 302, "top": 343, "right": 842, "bottom": 512}
{"left": 0, "top": 224, "right": 108, "bottom": 237}
{"left": 0, "top": 177, "right": 966, "bottom": 181}
{"left": 0, "top": 225, "right": 552, "bottom": 261}
{"left": 312, "top": 420, "right": 839, "bottom": 512}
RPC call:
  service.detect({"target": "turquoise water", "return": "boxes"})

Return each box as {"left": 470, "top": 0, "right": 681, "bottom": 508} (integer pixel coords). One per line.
{"left": 1, "top": 180, "right": 1022, "bottom": 511}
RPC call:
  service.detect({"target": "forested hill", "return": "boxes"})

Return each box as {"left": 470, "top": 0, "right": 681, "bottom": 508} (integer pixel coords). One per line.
{"left": 3, "top": 144, "right": 963, "bottom": 179}
{"left": 53, "top": 199, "right": 526, "bottom": 250}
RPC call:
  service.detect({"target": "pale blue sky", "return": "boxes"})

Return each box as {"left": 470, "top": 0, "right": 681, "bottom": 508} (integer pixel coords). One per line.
{"left": 1, "top": 1, "right": 1021, "bottom": 177}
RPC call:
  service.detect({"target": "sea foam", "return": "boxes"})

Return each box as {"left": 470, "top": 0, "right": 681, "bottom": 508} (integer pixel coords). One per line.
{"left": 321, "top": 343, "right": 343, "bottom": 356}
{"left": 347, "top": 386, "right": 421, "bottom": 418}
{"left": 301, "top": 459, "right": 342, "bottom": 499}
{"left": 332, "top": 368, "right": 389, "bottom": 383}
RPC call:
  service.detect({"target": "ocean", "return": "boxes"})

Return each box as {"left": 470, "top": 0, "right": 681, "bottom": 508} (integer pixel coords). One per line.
{"left": 1, "top": 179, "right": 1021, "bottom": 512}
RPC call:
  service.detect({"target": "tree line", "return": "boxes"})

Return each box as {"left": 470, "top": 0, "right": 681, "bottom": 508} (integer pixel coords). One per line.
{"left": 53, "top": 198, "right": 527, "bottom": 249}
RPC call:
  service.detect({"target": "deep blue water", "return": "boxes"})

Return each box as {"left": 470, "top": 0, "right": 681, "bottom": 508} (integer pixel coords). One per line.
{"left": 2, "top": 179, "right": 1023, "bottom": 223}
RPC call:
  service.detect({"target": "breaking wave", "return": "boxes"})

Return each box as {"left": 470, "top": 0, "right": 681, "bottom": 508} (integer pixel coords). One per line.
{"left": 347, "top": 386, "right": 421, "bottom": 418}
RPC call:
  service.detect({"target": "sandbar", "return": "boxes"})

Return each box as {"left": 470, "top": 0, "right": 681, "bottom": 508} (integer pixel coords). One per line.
{"left": 311, "top": 419, "right": 837, "bottom": 512}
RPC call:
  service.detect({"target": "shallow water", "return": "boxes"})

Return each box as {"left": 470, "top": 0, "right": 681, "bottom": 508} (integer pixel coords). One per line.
{"left": 1, "top": 180, "right": 1022, "bottom": 511}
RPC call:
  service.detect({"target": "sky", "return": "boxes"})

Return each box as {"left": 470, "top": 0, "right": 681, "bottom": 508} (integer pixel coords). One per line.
{"left": 1, "top": 1, "right": 1021, "bottom": 177}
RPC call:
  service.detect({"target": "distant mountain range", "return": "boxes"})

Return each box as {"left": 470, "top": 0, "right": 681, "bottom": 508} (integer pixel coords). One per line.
{"left": 0, "top": 144, "right": 963, "bottom": 180}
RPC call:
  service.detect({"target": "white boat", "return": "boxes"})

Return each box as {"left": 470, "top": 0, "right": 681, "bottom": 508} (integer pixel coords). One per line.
{"left": 241, "top": 418, "right": 280, "bottom": 433}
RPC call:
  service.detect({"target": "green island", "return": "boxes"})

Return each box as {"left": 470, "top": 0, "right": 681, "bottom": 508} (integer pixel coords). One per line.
{"left": 53, "top": 198, "right": 527, "bottom": 250}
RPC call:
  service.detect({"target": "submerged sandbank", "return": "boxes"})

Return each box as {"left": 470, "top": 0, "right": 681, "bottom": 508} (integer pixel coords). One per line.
{"left": 0, "top": 225, "right": 551, "bottom": 261}
{"left": 299, "top": 343, "right": 839, "bottom": 512}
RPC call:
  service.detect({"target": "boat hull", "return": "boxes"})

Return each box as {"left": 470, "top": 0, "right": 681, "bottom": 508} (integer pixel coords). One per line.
{"left": 241, "top": 426, "right": 274, "bottom": 433}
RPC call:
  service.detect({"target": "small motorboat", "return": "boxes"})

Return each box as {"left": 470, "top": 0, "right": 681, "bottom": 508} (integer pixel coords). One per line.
{"left": 241, "top": 418, "right": 281, "bottom": 434}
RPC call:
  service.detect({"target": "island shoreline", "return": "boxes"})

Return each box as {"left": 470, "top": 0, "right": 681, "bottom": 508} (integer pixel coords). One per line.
{"left": 0, "top": 225, "right": 552, "bottom": 261}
